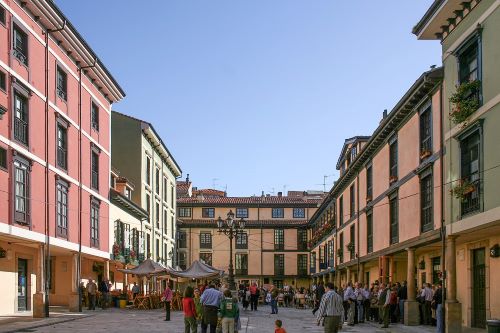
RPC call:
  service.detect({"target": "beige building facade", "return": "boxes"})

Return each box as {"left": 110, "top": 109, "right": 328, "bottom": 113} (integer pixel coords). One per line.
{"left": 177, "top": 180, "right": 323, "bottom": 289}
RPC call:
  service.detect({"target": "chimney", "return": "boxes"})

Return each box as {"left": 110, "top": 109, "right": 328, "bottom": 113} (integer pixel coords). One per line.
{"left": 261, "top": 191, "right": 265, "bottom": 197}
{"left": 186, "top": 173, "right": 190, "bottom": 183}
{"left": 380, "top": 109, "right": 388, "bottom": 124}
{"left": 277, "top": 192, "right": 282, "bottom": 197}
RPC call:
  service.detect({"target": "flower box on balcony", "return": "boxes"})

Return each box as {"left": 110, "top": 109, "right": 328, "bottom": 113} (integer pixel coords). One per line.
{"left": 450, "top": 179, "right": 476, "bottom": 201}
{"left": 389, "top": 175, "right": 398, "bottom": 184}
{"left": 420, "top": 149, "right": 432, "bottom": 160}
{"left": 346, "top": 242, "right": 355, "bottom": 252}
{"left": 449, "top": 80, "right": 481, "bottom": 125}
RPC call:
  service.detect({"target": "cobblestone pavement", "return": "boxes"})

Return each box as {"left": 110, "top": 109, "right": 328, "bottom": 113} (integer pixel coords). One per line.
{"left": 0, "top": 306, "right": 444, "bottom": 333}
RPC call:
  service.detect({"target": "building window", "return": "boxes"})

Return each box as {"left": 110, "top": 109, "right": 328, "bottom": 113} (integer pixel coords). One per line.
{"left": 178, "top": 231, "right": 187, "bottom": 248}
{"left": 0, "top": 71, "right": 6, "bottom": 91}
{"left": 274, "top": 254, "right": 284, "bottom": 276}
{"left": 349, "top": 224, "right": 355, "bottom": 260}
{"left": 319, "top": 246, "right": 325, "bottom": 269}
{"left": 297, "top": 254, "right": 308, "bottom": 276}
{"left": 235, "top": 253, "right": 248, "bottom": 275}
{"left": 420, "top": 101, "right": 432, "bottom": 155}
{"left": 155, "top": 239, "right": 160, "bottom": 261}
{"left": 0, "top": 147, "right": 7, "bottom": 170}
{"left": 56, "top": 180, "right": 69, "bottom": 238}
{"left": 293, "top": 208, "right": 305, "bottom": 218}
{"left": 0, "top": 6, "right": 5, "bottom": 25}
{"left": 163, "top": 209, "right": 167, "bottom": 232}
{"left": 155, "top": 202, "right": 160, "bottom": 228}
{"left": 179, "top": 207, "right": 191, "bottom": 218}
{"left": 389, "top": 193, "right": 399, "bottom": 244}
{"left": 366, "top": 210, "right": 373, "bottom": 253}
{"left": 339, "top": 233, "right": 344, "bottom": 263}
{"left": 178, "top": 252, "right": 187, "bottom": 270}
{"left": 13, "top": 24, "right": 28, "bottom": 65}
{"left": 170, "top": 216, "right": 174, "bottom": 238}
{"left": 202, "top": 208, "right": 215, "bottom": 218}
{"left": 90, "top": 199, "right": 100, "bottom": 248}
{"left": 460, "top": 129, "right": 481, "bottom": 216}
{"left": 327, "top": 240, "right": 334, "bottom": 267}
{"left": 420, "top": 170, "right": 433, "bottom": 233}
{"left": 366, "top": 164, "right": 373, "bottom": 201}
{"left": 272, "top": 208, "right": 284, "bottom": 218}
{"left": 163, "top": 177, "right": 168, "bottom": 200}
{"left": 338, "top": 196, "right": 343, "bottom": 226}
{"left": 310, "top": 252, "right": 316, "bottom": 274}
{"left": 351, "top": 146, "right": 357, "bottom": 162}
{"left": 56, "top": 67, "right": 67, "bottom": 101}
{"left": 235, "top": 208, "right": 248, "bottom": 218}
{"left": 91, "top": 102, "right": 99, "bottom": 131}
{"left": 349, "top": 184, "right": 355, "bottom": 218}
{"left": 199, "top": 253, "right": 212, "bottom": 266}
{"left": 389, "top": 137, "right": 398, "bottom": 181}
{"left": 458, "top": 35, "right": 480, "bottom": 84}
{"left": 14, "top": 157, "right": 30, "bottom": 225}
{"left": 297, "top": 229, "right": 307, "bottom": 251}
{"left": 146, "top": 233, "right": 151, "bottom": 258}
{"left": 200, "top": 232, "right": 212, "bottom": 249}
{"left": 91, "top": 149, "right": 99, "bottom": 190}
{"left": 171, "top": 186, "right": 175, "bottom": 207}
{"left": 56, "top": 123, "right": 68, "bottom": 170}
{"left": 235, "top": 232, "right": 248, "bottom": 249}
{"left": 145, "top": 193, "right": 150, "bottom": 214}
{"left": 14, "top": 91, "right": 29, "bottom": 146}
{"left": 274, "top": 229, "right": 284, "bottom": 250}
{"left": 145, "top": 156, "right": 151, "bottom": 185}
{"left": 125, "top": 187, "right": 131, "bottom": 199}
{"left": 155, "top": 168, "right": 160, "bottom": 194}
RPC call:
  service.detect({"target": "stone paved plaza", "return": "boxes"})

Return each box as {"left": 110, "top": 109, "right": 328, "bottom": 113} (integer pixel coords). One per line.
{"left": 0, "top": 306, "right": 447, "bottom": 333}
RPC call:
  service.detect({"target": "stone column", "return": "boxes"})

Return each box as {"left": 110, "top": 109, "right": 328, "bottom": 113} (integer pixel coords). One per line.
{"left": 68, "top": 253, "right": 80, "bottom": 312}
{"left": 389, "top": 256, "right": 396, "bottom": 284}
{"left": 335, "top": 270, "right": 341, "bottom": 288}
{"left": 359, "top": 263, "right": 365, "bottom": 284}
{"left": 104, "top": 260, "right": 110, "bottom": 280}
{"left": 33, "top": 244, "right": 45, "bottom": 318}
{"left": 446, "top": 236, "right": 462, "bottom": 333}
{"left": 404, "top": 248, "right": 419, "bottom": 325}
{"left": 329, "top": 272, "right": 334, "bottom": 284}
{"left": 124, "top": 265, "right": 128, "bottom": 292}
{"left": 346, "top": 267, "right": 351, "bottom": 284}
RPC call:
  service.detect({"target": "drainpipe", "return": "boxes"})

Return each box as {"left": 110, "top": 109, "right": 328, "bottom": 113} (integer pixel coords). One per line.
{"left": 77, "top": 58, "right": 97, "bottom": 312}
{"left": 356, "top": 174, "right": 360, "bottom": 281}
{"left": 439, "top": 82, "right": 447, "bottom": 332}
{"left": 259, "top": 201, "right": 262, "bottom": 286}
{"left": 43, "top": 20, "right": 66, "bottom": 318}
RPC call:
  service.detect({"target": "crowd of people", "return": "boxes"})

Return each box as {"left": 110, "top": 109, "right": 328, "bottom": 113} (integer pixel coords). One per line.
{"left": 164, "top": 282, "right": 240, "bottom": 333}
{"left": 312, "top": 280, "right": 444, "bottom": 333}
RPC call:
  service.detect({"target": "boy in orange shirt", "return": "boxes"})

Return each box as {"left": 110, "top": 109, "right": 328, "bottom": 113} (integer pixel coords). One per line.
{"left": 275, "top": 319, "right": 287, "bottom": 333}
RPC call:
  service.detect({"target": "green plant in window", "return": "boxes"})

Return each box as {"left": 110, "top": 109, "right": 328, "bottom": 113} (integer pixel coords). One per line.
{"left": 449, "top": 80, "right": 481, "bottom": 124}
{"left": 450, "top": 179, "right": 475, "bottom": 201}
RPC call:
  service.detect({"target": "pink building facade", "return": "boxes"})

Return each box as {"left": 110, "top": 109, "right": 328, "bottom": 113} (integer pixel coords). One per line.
{"left": 0, "top": 0, "right": 124, "bottom": 316}
{"left": 309, "top": 67, "right": 444, "bottom": 326}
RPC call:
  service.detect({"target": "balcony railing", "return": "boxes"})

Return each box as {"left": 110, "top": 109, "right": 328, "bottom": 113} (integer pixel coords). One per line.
{"left": 235, "top": 269, "right": 248, "bottom": 276}
{"left": 274, "top": 243, "right": 284, "bottom": 251}
{"left": 91, "top": 171, "right": 99, "bottom": 189}
{"left": 297, "top": 269, "right": 308, "bottom": 277}
{"left": 461, "top": 179, "right": 481, "bottom": 216}
{"left": 235, "top": 242, "right": 248, "bottom": 249}
{"left": 13, "top": 49, "right": 27, "bottom": 65}
{"left": 274, "top": 268, "right": 284, "bottom": 276}
{"left": 14, "top": 117, "right": 28, "bottom": 145}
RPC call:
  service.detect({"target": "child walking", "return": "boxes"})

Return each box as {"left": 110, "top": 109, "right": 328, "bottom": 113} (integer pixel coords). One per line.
{"left": 275, "top": 320, "right": 287, "bottom": 333}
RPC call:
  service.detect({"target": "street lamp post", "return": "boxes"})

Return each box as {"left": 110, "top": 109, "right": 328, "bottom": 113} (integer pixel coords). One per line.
{"left": 217, "top": 210, "right": 246, "bottom": 291}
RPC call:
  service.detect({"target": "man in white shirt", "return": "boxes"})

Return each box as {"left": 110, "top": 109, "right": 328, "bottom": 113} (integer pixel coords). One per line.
{"left": 316, "top": 282, "right": 344, "bottom": 333}
{"left": 421, "top": 283, "right": 433, "bottom": 325}
{"left": 343, "top": 282, "right": 356, "bottom": 326}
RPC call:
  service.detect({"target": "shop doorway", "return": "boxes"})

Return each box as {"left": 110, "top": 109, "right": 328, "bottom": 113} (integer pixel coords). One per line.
{"left": 17, "top": 258, "right": 28, "bottom": 311}
{"left": 471, "top": 248, "right": 486, "bottom": 328}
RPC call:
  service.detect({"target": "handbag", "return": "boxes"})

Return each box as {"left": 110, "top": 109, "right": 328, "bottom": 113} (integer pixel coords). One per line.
{"left": 161, "top": 296, "right": 166, "bottom": 302}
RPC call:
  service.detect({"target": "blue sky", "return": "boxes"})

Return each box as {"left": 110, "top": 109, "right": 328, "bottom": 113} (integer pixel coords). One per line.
{"left": 57, "top": 0, "right": 441, "bottom": 196}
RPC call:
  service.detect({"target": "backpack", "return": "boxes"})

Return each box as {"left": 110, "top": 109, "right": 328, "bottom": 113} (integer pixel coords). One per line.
{"left": 265, "top": 292, "right": 272, "bottom": 303}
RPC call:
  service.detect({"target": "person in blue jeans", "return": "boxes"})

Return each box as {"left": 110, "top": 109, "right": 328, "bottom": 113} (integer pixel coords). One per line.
{"left": 433, "top": 283, "right": 443, "bottom": 333}
{"left": 397, "top": 281, "right": 407, "bottom": 323}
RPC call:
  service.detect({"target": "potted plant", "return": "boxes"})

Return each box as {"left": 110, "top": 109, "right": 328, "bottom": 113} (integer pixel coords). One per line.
{"left": 449, "top": 80, "right": 481, "bottom": 124}
{"left": 389, "top": 175, "right": 398, "bottom": 183}
{"left": 336, "top": 248, "right": 343, "bottom": 258}
{"left": 0, "top": 247, "right": 6, "bottom": 258}
{"left": 112, "top": 243, "right": 121, "bottom": 260}
{"left": 346, "top": 242, "right": 355, "bottom": 253}
{"left": 450, "top": 179, "right": 475, "bottom": 201}
{"left": 420, "top": 149, "right": 432, "bottom": 160}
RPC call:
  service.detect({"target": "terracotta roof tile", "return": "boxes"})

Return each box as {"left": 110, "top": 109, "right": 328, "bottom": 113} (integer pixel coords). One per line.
{"left": 177, "top": 195, "right": 324, "bottom": 205}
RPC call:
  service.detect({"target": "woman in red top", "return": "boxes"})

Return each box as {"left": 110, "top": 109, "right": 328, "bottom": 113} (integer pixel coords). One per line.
{"left": 183, "top": 286, "right": 197, "bottom": 333}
